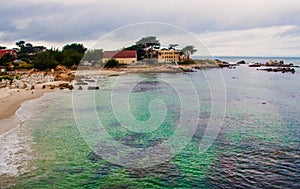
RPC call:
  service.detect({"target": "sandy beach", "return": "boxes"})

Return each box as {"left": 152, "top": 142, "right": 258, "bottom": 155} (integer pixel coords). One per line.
{"left": 0, "top": 87, "right": 54, "bottom": 135}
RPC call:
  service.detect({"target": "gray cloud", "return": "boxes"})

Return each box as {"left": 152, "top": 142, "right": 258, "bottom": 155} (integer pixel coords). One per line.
{"left": 1, "top": 0, "right": 300, "bottom": 55}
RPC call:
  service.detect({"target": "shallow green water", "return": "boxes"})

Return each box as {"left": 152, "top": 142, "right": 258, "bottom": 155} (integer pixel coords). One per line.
{"left": 1, "top": 66, "right": 299, "bottom": 188}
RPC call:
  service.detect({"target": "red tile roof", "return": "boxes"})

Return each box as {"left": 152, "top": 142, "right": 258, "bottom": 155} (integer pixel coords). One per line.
{"left": 0, "top": 49, "right": 16, "bottom": 58}
{"left": 103, "top": 50, "right": 137, "bottom": 59}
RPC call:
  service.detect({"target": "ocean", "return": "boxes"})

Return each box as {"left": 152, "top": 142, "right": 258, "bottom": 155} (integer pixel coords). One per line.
{"left": 0, "top": 57, "right": 300, "bottom": 188}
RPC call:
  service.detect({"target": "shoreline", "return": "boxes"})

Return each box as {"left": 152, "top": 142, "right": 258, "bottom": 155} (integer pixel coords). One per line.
{"left": 0, "top": 87, "right": 54, "bottom": 135}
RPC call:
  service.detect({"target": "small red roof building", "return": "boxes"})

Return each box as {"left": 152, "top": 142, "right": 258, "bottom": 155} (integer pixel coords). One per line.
{"left": 103, "top": 50, "right": 137, "bottom": 59}
{"left": 0, "top": 49, "right": 16, "bottom": 58}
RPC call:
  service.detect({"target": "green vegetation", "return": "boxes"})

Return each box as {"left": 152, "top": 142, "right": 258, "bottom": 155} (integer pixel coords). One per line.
{"left": 124, "top": 36, "right": 160, "bottom": 60}
{"left": 0, "top": 41, "right": 88, "bottom": 70}
{"left": 61, "top": 43, "right": 87, "bottom": 68}
{"left": 124, "top": 37, "right": 197, "bottom": 63}
{"left": 0, "top": 53, "right": 14, "bottom": 66}
{"left": 31, "top": 44, "right": 87, "bottom": 70}
{"left": 82, "top": 49, "right": 103, "bottom": 65}
{"left": 181, "top": 45, "right": 197, "bottom": 61}
{"left": 104, "top": 59, "right": 120, "bottom": 68}
{"left": 177, "top": 60, "right": 196, "bottom": 65}
{"left": 0, "top": 36, "right": 198, "bottom": 71}
{"left": 32, "top": 50, "right": 59, "bottom": 70}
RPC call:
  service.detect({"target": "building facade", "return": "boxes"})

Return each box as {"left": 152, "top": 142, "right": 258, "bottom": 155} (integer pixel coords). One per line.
{"left": 157, "top": 49, "right": 180, "bottom": 63}
{"left": 102, "top": 50, "right": 137, "bottom": 64}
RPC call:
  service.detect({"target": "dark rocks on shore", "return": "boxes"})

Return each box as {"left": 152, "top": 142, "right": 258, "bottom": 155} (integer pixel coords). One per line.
{"left": 219, "top": 63, "right": 238, "bottom": 68}
{"left": 192, "top": 66, "right": 201, "bottom": 70}
{"left": 59, "top": 83, "right": 74, "bottom": 90}
{"left": 237, "top": 60, "right": 246, "bottom": 64}
{"left": 218, "top": 63, "right": 230, "bottom": 68}
{"left": 75, "top": 82, "right": 88, "bottom": 85}
{"left": 84, "top": 79, "right": 95, "bottom": 82}
{"left": 254, "top": 60, "right": 298, "bottom": 68}
{"left": 258, "top": 67, "right": 296, "bottom": 74}
{"left": 215, "top": 59, "right": 238, "bottom": 68}
{"left": 109, "top": 74, "right": 120, "bottom": 77}
{"left": 88, "top": 86, "right": 100, "bottom": 90}
{"left": 179, "top": 67, "right": 196, "bottom": 72}
{"left": 265, "top": 60, "right": 284, "bottom": 66}
{"left": 249, "top": 63, "right": 262, "bottom": 67}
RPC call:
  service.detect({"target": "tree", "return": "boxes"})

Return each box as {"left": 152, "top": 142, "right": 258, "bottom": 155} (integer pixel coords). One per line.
{"left": 104, "top": 59, "right": 120, "bottom": 68}
{"left": 169, "top": 44, "right": 178, "bottom": 50}
{"left": 33, "top": 46, "right": 46, "bottom": 53}
{"left": 181, "top": 45, "right": 197, "bottom": 61}
{"left": 62, "top": 43, "right": 87, "bottom": 54}
{"left": 15, "top": 41, "right": 46, "bottom": 63}
{"left": 32, "top": 50, "right": 58, "bottom": 70}
{"left": 136, "top": 36, "right": 160, "bottom": 59}
{"left": 61, "top": 51, "right": 83, "bottom": 67}
{"left": 25, "top": 43, "right": 33, "bottom": 48}
{"left": 61, "top": 43, "right": 87, "bottom": 67}
{"left": 82, "top": 49, "right": 103, "bottom": 65}
{"left": 124, "top": 44, "right": 146, "bottom": 61}
{"left": 0, "top": 46, "right": 6, "bottom": 50}
{"left": 16, "top": 41, "right": 25, "bottom": 48}
{"left": 0, "top": 53, "right": 15, "bottom": 66}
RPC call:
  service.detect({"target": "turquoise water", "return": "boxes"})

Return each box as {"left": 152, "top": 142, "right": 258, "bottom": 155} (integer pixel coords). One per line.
{"left": 0, "top": 63, "right": 300, "bottom": 188}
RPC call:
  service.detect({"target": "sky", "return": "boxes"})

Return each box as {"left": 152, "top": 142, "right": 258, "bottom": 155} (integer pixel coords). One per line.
{"left": 1, "top": 0, "right": 300, "bottom": 57}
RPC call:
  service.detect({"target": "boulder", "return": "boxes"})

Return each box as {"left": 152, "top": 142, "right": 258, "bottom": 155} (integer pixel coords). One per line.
{"left": 237, "top": 60, "right": 246, "bottom": 64}
{"left": 88, "top": 86, "right": 100, "bottom": 90}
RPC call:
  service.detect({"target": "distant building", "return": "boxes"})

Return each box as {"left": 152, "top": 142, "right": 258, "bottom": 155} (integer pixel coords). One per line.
{"left": 157, "top": 49, "right": 187, "bottom": 63}
{"left": 0, "top": 49, "right": 16, "bottom": 58}
{"left": 102, "top": 50, "right": 137, "bottom": 64}
{"left": 158, "top": 49, "right": 179, "bottom": 63}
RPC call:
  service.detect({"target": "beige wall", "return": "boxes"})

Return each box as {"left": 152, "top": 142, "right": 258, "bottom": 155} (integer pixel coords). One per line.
{"left": 158, "top": 50, "right": 180, "bottom": 63}
{"left": 103, "top": 58, "right": 137, "bottom": 65}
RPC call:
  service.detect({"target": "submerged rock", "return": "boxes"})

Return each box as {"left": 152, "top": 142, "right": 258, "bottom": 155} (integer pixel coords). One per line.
{"left": 88, "top": 86, "right": 100, "bottom": 90}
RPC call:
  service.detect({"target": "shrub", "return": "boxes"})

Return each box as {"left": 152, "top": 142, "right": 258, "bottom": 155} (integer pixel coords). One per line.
{"left": 177, "top": 60, "right": 196, "bottom": 65}
{"left": 104, "top": 59, "right": 120, "bottom": 68}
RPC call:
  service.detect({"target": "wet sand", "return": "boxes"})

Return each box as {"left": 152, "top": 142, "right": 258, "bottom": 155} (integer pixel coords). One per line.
{"left": 0, "top": 88, "right": 53, "bottom": 135}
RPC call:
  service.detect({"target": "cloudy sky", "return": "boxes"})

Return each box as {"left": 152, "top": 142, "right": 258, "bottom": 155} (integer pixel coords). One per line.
{"left": 1, "top": 0, "right": 300, "bottom": 56}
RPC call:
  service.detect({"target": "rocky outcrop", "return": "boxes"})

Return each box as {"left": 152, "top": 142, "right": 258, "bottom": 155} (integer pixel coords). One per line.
{"left": 265, "top": 60, "right": 284, "bottom": 66}
{"left": 53, "top": 65, "right": 75, "bottom": 82}
{"left": 179, "top": 67, "right": 195, "bottom": 72}
{"left": 9, "top": 73, "right": 55, "bottom": 89}
{"left": 249, "top": 63, "right": 262, "bottom": 67}
{"left": 58, "top": 83, "right": 74, "bottom": 90}
{"left": 258, "top": 67, "right": 296, "bottom": 73}
{"left": 237, "top": 60, "right": 246, "bottom": 64}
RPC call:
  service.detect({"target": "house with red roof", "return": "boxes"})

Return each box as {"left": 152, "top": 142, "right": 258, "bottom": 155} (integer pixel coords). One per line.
{"left": 102, "top": 50, "right": 137, "bottom": 64}
{"left": 0, "top": 49, "right": 16, "bottom": 58}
